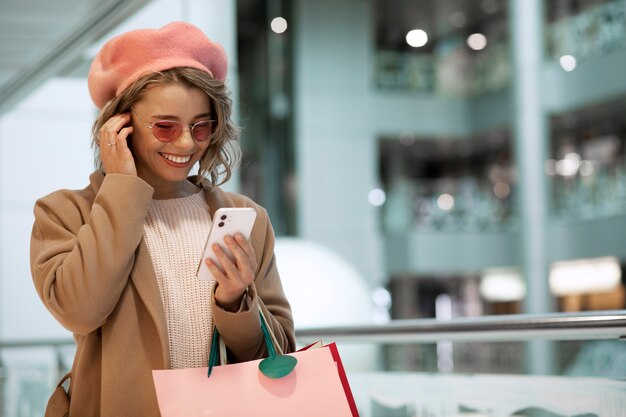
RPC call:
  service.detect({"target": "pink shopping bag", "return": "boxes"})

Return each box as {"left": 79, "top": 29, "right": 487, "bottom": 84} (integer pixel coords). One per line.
{"left": 152, "top": 342, "right": 359, "bottom": 417}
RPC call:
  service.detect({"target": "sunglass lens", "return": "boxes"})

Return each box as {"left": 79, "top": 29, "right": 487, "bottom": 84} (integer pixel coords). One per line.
{"left": 192, "top": 121, "right": 212, "bottom": 142}
{"left": 152, "top": 121, "right": 182, "bottom": 142}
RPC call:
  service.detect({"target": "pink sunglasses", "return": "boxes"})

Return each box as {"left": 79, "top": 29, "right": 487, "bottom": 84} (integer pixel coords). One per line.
{"left": 131, "top": 108, "right": 216, "bottom": 142}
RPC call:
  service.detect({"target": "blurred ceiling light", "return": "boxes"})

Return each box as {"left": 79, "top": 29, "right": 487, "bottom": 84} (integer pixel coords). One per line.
{"left": 480, "top": 268, "right": 526, "bottom": 302}
{"left": 550, "top": 257, "right": 622, "bottom": 296}
{"left": 579, "top": 160, "right": 596, "bottom": 177}
{"left": 270, "top": 17, "right": 288, "bottom": 33}
{"left": 467, "top": 33, "right": 488, "bottom": 50}
{"left": 406, "top": 29, "right": 428, "bottom": 47}
{"left": 556, "top": 152, "right": 581, "bottom": 176}
{"left": 437, "top": 193, "right": 454, "bottom": 210}
{"left": 399, "top": 130, "right": 416, "bottom": 146}
{"left": 493, "top": 182, "right": 510, "bottom": 199}
{"left": 559, "top": 54, "right": 577, "bottom": 72}
{"left": 368, "top": 188, "right": 386, "bottom": 206}
{"left": 371, "top": 286, "right": 392, "bottom": 309}
{"left": 449, "top": 11, "right": 467, "bottom": 28}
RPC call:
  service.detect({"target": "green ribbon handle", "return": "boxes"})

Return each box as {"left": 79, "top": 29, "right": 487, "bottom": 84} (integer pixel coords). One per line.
{"left": 207, "top": 327, "right": 220, "bottom": 377}
{"left": 257, "top": 311, "right": 297, "bottom": 379}
{"left": 207, "top": 311, "right": 297, "bottom": 379}
{"left": 259, "top": 310, "right": 278, "bottom": 358}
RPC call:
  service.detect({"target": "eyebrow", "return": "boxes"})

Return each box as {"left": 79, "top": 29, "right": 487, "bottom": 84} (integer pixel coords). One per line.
{"left": 150, "top": 112, "right": 213, "bottom": 120}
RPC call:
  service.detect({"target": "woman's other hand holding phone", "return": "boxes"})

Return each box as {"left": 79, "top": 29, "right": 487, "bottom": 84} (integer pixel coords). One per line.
{"left": 207, "top": 233, "right": 258, "bottom": 311}
{"left": 99, "top": 113, "right": 136, "bottom": 176}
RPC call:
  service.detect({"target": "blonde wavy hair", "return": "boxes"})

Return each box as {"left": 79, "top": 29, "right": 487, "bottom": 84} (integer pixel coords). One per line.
{"left": 91, "top": 67, "right": 241, "bottom": 187}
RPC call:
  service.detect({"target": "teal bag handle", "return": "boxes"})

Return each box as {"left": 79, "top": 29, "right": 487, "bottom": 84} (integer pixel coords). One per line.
{"left": 207, "top": 327, "right": 221, "bottom": 377}
{"left": 207, "top": 309, "right": 297, "bottom": 379}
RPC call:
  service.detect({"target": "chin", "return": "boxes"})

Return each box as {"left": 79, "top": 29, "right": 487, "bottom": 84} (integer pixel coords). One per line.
{"left": 161, "top": 170, "right": 194, "bottom": 182}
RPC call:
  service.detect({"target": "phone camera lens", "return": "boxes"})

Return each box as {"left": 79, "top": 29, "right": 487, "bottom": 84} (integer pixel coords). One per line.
{"left": 220, "top": 215, "right": 227, "bottom": 220}
{"left": 219, "top": 222, "right": 225, "bottom": 227}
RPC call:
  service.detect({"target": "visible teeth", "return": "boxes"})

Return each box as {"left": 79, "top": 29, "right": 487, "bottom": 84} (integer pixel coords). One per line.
{"left": 161, "top": 153, "right": 191, "bottom": 164}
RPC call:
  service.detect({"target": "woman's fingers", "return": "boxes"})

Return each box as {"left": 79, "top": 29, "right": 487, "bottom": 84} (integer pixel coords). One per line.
{"left": 99, "top": 113, "right": 137, "bottom": 175}
{"left": 116, "top": 126, "right": 135, "bottom": 160}
{"left": 205, "top": 258, "right": 227, "bottom": 281}
{"left": 207, "top": 253, "right": 245, "bottom": 307}
{"left": 212, "top": 243, "right": 239, "bottom": 281}
{"left": 209, "top": 235, "right": 257, "bottom": 307}
{"left": 235, "top": 233, "right": 257, "bottom": 267}
{"left": 98, "top": 113, "right": 130, "bottom": 147}
{"left": 225, "top": 235, "right": 256, "bottom": 284}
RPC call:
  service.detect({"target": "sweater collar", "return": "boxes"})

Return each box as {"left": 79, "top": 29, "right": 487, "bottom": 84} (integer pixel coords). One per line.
{"left": 89, "top": 171, "right": 237, "bottom": 219}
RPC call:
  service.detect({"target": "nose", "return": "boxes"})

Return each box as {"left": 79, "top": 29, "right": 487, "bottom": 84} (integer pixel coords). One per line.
{"left": 172, "top": 126, "right": 196, "bottom": 149}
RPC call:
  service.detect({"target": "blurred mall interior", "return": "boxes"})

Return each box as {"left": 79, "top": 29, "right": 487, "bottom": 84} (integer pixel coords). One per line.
{"left": 1, "top": 0, "right": 626, "bottom": 415}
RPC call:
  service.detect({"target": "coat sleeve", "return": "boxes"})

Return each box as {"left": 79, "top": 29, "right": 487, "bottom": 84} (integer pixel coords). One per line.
{"left": 30, "top": 174, "right": 154, "bottom": 335}
{"left": 211, "top": 203, "right": 296, "bottom": 361}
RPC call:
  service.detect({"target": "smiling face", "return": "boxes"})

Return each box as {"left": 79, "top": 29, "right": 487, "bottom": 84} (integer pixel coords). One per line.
{"left": 130, "top": 83, "right": 212, "bottom": 197}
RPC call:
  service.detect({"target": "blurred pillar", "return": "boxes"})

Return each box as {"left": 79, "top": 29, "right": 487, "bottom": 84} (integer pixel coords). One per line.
{"left": 265, "top": 0, "right": 296, "bottom": 236}
{"left": 509, "top": 0, "right": 556, "bottom": 374}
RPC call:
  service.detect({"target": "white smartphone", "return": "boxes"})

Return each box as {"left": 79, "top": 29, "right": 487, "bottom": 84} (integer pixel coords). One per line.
{"left": 197, "top": 207, "right": 258, "bottom": 281}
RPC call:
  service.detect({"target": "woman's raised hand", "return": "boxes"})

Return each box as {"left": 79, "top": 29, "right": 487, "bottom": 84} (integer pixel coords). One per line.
{"left": 98, "top": 113, "right": 136, "bottom": 176}
{"left": 206, "top": 233, "right": 258, "bottom": 311}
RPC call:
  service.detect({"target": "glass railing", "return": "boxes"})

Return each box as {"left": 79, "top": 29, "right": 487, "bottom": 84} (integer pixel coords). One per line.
{"left": 551, "top": 164, "right": 626, "bottom": 220}
{"left": 546, "top": 0, "right": 626, "bottom": 63}
{"left": 296, "top": 311, "right": 626, "bottom": 417}
{"left": 2, "top": 311, "right": 625, "bottom": 416}
{"left": 0, "top": 340, "right": 74, "bottom": 417}
{"left": 346, "top": 370, "right": 624, "bottom": 417}
{"left": 374, "top": 39, "right": 512, "bottom": 97}
{"left": 383, "top": 177, "right": 516, "bottom": 233}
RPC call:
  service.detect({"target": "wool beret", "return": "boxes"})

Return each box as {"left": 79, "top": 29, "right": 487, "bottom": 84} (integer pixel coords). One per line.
{"left": 87, "top": 21, "right": 227, "bottom": 109}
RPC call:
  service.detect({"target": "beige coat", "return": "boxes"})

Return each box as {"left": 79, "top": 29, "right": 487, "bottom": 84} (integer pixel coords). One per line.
{"left": 30, "top": 171, "right": 295, "bottom": 416}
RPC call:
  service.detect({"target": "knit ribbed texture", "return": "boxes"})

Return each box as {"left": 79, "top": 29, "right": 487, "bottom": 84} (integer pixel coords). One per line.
{"left": 143, "top": 191, "right": 213, "bottom": 369}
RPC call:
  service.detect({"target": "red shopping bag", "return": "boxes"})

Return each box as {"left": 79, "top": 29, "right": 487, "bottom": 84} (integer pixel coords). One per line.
{"left": 152, "top": 309, "right": 359, "bottom": 416}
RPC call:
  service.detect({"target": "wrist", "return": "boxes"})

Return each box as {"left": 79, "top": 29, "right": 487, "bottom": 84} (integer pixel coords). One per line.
{"left": 217, "top": 295, "right": 244, "bottom": 312}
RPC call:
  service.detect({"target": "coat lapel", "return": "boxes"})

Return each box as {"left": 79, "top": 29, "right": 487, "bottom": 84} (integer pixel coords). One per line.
{"left": 131, "top": 240, "right": 171, "bottom": 368}
{"left": 91, "top": 171, "right": 171, "bottom": 367}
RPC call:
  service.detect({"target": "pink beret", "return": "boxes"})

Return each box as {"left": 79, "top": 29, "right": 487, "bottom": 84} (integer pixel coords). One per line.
{"left": 88, "top": 21, "right": 227, "bottom": 109}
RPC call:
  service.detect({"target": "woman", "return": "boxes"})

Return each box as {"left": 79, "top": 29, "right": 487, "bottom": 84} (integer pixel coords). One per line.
{"left": 30, "top": 22, "right": 295, "bottom": 416}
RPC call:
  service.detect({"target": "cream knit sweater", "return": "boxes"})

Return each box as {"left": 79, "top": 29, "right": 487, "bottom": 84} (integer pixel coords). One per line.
{"left": 142, "top": 191, "right": 213, "bottom": 369}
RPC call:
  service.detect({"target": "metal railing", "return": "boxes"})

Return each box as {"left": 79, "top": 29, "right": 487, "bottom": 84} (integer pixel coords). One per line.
{"left": 1, "top": 311, "right": 624, "bottom": 352}
{"left": 295, "top": 310, "right": 626, "bottom": 343}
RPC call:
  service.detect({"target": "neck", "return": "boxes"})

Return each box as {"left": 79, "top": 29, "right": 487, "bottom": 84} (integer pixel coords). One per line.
{"left": 152, "top": 179, "right": 199, "bottom": 200}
